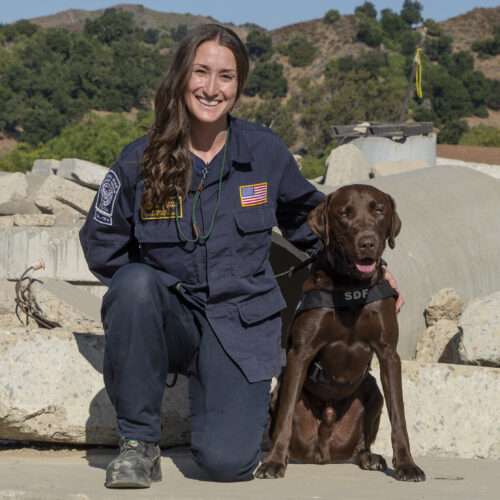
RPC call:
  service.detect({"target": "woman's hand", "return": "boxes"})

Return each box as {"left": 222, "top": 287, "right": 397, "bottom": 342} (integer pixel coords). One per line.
{"left": 383, "top": 268, "right": 405, "bottom": 313}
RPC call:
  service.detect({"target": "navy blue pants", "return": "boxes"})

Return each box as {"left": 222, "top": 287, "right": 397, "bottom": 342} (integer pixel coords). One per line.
{"left": 101, "top": 263, "right": 270, "bottom": 482}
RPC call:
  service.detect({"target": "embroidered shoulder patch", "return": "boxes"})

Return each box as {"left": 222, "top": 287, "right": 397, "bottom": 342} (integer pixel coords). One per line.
{"left": 94, "top": 170, "right": 121, "bottom": 226}
{"left": 239, "top": 182, "right": 268, "bottom": 207}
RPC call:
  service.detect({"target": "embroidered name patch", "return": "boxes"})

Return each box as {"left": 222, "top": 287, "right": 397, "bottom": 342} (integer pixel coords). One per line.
{"left": 94, "top": 170, "right": 121, "bottom": 226}
{"left": 141, "top": 198, "right": 182, "bottom": 220}
{"left": 239, "top": 182, "right": 268, "bottom": 207}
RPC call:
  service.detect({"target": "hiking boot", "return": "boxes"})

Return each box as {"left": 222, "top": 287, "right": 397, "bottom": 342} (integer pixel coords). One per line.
{"left": 105, "top": 437, "right": 162, "bottom": 489}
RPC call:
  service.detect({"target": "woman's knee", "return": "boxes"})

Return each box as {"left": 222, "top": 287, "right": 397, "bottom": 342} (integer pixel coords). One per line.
{"left": 193, "top": 444, "right": 258, "bottom": 482}
{"left": 108, "top": 263, "right": 159, "bottom": 304}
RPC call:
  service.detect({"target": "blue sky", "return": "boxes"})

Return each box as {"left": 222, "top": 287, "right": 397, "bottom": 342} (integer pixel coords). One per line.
{"left": 1, "top": 1, "right": 499, "bottom": 29}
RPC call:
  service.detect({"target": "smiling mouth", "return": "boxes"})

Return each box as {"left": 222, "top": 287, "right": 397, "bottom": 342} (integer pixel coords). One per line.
{"left": 196, "top": 96, "right": 221, "bottom": 107}
{"left": 355, "top": 258, "right": 377, "bottom": 274}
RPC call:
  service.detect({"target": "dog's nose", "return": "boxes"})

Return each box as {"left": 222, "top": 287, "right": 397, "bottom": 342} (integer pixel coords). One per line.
{"left": 358, "top": 234, "right": 376, "bottom": 251}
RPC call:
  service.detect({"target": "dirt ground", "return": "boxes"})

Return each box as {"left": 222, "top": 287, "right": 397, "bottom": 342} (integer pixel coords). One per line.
{"left": 437, "top": 144, "right": 500, "bottom": 165}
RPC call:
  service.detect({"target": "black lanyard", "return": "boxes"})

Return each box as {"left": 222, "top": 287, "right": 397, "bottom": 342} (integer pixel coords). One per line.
{"left": 175, "top": 128, "right": 230, "bottom": 244}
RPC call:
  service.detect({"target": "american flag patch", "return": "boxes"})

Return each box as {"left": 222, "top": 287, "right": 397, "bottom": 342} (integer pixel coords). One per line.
{"left": 239, "top": 182, "right": 268, "bottom": 207}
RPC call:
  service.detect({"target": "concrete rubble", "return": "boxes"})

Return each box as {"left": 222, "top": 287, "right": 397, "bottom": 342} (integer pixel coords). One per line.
{"left": 0, "top": 153, "right": 499, "bottom": 463}
{"left": 459, "top": 291, "right": 500, "bottom": 367}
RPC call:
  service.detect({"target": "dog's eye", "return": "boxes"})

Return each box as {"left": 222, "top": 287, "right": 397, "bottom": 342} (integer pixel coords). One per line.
{"left": 375, "top": 205, "right": 384, "bottom": 214}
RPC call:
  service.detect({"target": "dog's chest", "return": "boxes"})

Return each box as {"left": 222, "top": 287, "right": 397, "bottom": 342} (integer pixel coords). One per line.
{"left": 327, "top": 305, "right": 382, "bottom": 344}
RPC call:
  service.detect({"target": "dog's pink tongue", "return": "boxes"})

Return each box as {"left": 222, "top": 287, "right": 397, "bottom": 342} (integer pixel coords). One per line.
{"left": 355, "top": 262, "right": 376, "bottom": 273}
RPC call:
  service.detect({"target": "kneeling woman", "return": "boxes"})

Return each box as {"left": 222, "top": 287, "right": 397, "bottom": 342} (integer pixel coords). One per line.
{"left": 80, "top": 23, "right": 324, "bottom": 487}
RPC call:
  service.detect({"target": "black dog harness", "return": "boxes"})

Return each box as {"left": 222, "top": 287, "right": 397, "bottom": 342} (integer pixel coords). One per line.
{"left": 296, "top": 279, "right": 398, "bottom": 314}
{"left": 295, "top": 280, "right": 398, "bottom": 385}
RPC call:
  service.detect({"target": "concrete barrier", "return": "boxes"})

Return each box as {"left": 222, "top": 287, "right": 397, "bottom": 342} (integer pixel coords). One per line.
{"left": 271, "top": 166, "right": 500, "bottom": 359}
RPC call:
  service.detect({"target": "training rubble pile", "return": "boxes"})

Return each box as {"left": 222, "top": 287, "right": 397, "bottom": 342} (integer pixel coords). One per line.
{"left": 1, "top": 149, "right": 499, "bottom": 459}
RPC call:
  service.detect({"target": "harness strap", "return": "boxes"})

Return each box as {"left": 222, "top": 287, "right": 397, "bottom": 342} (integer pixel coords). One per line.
{"left": 296, "top": 279, "right": 398, "bottom": 314}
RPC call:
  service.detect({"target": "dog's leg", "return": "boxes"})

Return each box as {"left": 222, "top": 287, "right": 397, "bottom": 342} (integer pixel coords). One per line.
{"left": 356, "top": 375, "right": 387, "bottom": 472}
{"left": 374, "top": 311, "right": 425, "bottom": 482}
{"left": 255, "top": 335, "right": 319, "bottom": 479}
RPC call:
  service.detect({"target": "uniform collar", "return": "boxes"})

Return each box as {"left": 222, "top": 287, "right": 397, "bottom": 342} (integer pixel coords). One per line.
{"left": 228, "top": 115, "right": 254, "bottom": 166}
{"left": 189, "top": 115, "right": 253, "bottom": 192}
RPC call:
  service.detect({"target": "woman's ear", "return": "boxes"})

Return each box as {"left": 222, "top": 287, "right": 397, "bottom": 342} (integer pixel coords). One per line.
{"left": 387, "top": 194, "right": 402, "bottom": 249}
{"left": 307, "top": 197, "right": 330, "bottom": 248}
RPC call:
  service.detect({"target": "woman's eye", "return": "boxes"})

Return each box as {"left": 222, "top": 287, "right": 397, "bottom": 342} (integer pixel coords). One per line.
{"left": 221, "top": 74, "right": 234, "bottom": 81}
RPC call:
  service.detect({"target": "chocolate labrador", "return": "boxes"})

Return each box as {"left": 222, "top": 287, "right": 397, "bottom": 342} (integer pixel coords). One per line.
{"left": 256, "top": 185, "right": 425, "bottom": 482}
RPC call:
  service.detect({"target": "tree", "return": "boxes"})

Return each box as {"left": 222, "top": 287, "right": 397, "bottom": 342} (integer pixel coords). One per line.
{"left": 424, "top": 33, "right": 453, "bottom": 62}
{"left": 355, "top": 2, "right": 377, "bottom": 20}
{"left": 245, "top": 30, "right": 273, "bottom": 60}
{"left": 426, "top": 65, "right": 473, "bottom": 122}
{"left": 245, "top": 62, "right": 287, "bottom": 98}
{"left": 400, "top": 0, "right": 423, "bottom": 27}
{"left": 380, "top": 9, "right": 406, "bottom": 39}
{"left": 286, "top": 35, "right": 317, "bottom": 67}
{"left": 323, "top": 9, "right": 341, "bottom": 25}
{"left": 171, "top": 24, "right": 188, "bottom": 42}
{"left": 438, "top": 120, "right": 469, "bottom": 144}
{"left": 84, "top": 9, "right": 136, "bottom": 44}
{"left": 356, "top": 17, "right": 383, "bottom": 47}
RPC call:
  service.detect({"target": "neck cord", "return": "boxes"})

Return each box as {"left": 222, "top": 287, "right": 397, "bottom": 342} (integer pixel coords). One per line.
{"left": 175, "top": 128, "right": 230, "bottom": 244}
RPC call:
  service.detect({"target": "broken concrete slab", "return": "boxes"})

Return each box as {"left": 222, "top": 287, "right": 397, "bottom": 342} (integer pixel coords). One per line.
{"left": 324, "top": 143, "right": 372, "bottom": 186}
{"left": 459, "top": 291, "right": 500, "bottom": 367}
{"left": 372, "top": 360, "right": 500, "bottom": 459}
{"left": 0, "top": 173, "right": 30, "bottom": 215}
{"left": 0, "top": 328, "right": 190, "bottom": 446}
{"left": 35, "top": 175, "right": 95, "bottom": 216}
{"left": 32, "top": 159, "right": 59, "bottom": 176}
{"left": 424, "top": 288, "right": 464, "bottom": 327}
{"left": 13, "top": 214, "right": 56, "bottom": 227}
{"left": 69, "top": 159, "right": 108, "bottom": 190}
{"left": 0, "top": 227, "right": 95, "bottom": 281}
{"left": 0, "top": 216, "right": 14, "bottom": 227}
{"left": 415, "top": 319, "right": 462, "bottom": 364}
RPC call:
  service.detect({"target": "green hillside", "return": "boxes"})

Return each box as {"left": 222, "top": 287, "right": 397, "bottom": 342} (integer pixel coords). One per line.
{"left": 1, "top": 1, "right": 499, "bottom": 173}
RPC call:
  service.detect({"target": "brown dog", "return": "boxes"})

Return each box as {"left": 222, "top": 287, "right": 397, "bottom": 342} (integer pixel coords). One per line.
{"left": 256, "top": 185, "right": 425, "bottom": 482}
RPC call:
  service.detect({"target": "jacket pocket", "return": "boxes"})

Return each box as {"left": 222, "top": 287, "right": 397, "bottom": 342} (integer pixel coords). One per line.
{"left": 237, "top": 286, "right": 287, "bottom": 326}
{"left": 233, "top": 205, "right": 277, "bottom": 277}
{"left": 133, "top": 219, "right": 197, "bottom": 282}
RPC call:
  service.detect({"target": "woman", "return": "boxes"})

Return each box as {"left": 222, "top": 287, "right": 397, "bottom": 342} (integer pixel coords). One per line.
{"left": 80, "top": 23, "right": 324, "bottom": 488}
{"left": 80, "top": 23, "right": 403, "bottom": 488}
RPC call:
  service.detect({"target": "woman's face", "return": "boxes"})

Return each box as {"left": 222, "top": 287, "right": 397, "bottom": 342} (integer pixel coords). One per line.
{"left": 184, "top": 40, "right": 238, "bottom": 128}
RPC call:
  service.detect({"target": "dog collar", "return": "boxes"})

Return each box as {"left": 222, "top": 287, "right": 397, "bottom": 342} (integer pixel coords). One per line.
{"left": 296, "top": 279, "right": 398, "bottom": 313}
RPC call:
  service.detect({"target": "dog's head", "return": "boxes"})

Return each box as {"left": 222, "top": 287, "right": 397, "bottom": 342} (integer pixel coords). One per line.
{"left": 308, "top": 185, "right": 401, "bottom": 279}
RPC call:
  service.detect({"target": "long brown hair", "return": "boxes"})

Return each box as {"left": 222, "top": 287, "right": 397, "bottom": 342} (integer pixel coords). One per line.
{"left": 141, "top": 24, "right": 249, "bottom": 211}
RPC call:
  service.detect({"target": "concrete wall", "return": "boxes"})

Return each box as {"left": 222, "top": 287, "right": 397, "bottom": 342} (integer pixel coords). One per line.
{"left": 271, "top": 166, "right": 500, "bottom": 359}
{"left": 350, "top": 134, "right": 436, "bottom": 168}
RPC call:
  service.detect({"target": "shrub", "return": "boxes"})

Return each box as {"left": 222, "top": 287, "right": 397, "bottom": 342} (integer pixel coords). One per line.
{"left": 301, "top": 155, "right": 326, "bottom": 179}
{"left": 356, "top": 17, "right": 383, "bottom": 47}
{"left": 84, "top": 9, "right": 136, "bottom": 44}
{"left": 286, "top": 35, "right": 317, "bottom": 67}
{"left": 471, "top": 26, "right": 500, "bottom": 57}
{"left": 460, "top": 125, "right": 500, "bottom": 147}
{"left": 380, "top": 9, "right": 406, "bottom": 39}
{"left": 438, "top": 120, "right": 469, "bottom": 144}
{"left": 355, "top": 2, "right": 377, "bottom": 19}
{"left": 245, "top": 29, "right": 273, "bottom": 60}
{"left": 245, "top": 61, "right": 288, "bottom": 98}
{"left": 323, "top": 9, "right": 341, "bottom": 25}
{"left": 423, "top": 19, "right": 441, "bottom": 37}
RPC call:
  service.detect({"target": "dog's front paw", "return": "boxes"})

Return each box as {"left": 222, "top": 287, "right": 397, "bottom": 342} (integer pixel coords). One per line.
{"left": 394, "top": 463, "right": 426, "bottom": 482}
{"left": 255, "top": 461, "right": 287, "bottom": 479}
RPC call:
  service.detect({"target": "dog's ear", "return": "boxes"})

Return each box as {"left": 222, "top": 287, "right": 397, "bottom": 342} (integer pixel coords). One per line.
{"left": 387, "top": 194, "right": 401, "bottom": 249}
{"left": 308, "top": 197, "right": 330, "bottom": 248}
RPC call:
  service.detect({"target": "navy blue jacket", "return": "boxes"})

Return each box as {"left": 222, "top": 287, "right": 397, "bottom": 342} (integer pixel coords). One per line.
{"left": 79, "top": 116, "right": 324, "bottom": 382}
